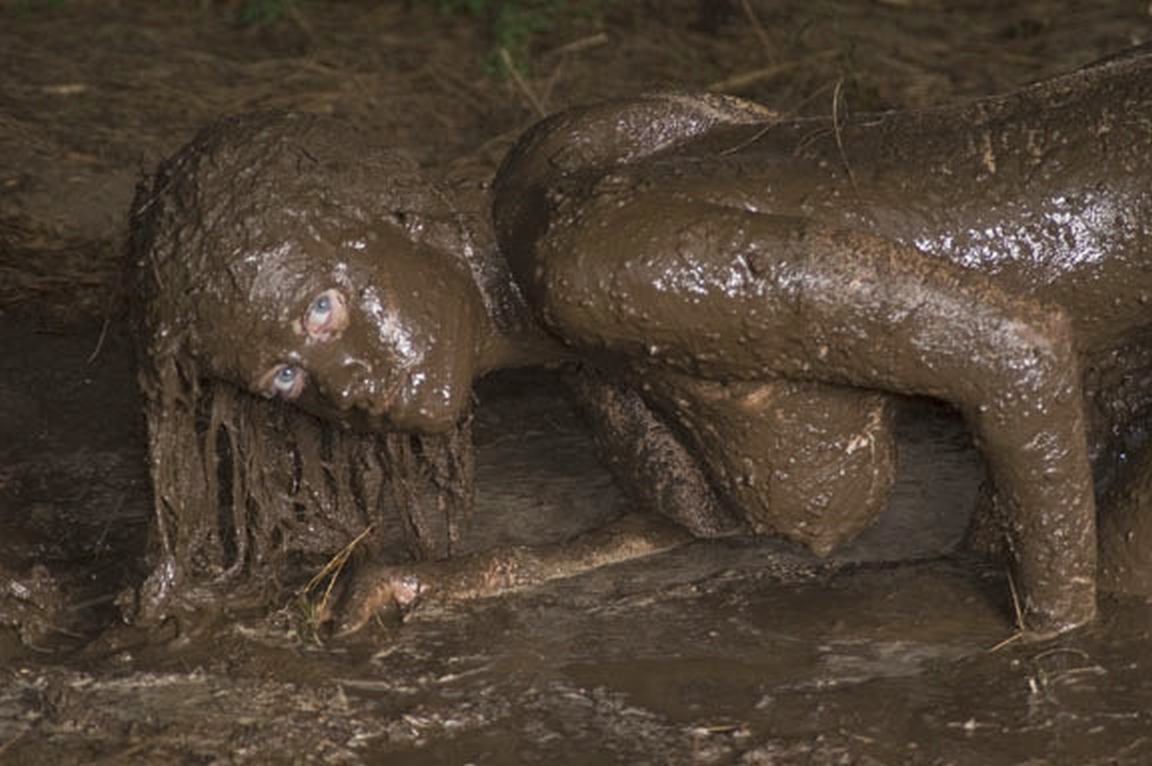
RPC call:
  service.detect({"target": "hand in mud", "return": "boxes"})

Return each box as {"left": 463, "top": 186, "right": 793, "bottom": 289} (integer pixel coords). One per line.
{"left": 321, "top": 549, "right": 548, "bottom": 637}
{"left": 323, "top": 562, "right": 434, "bottom": 636}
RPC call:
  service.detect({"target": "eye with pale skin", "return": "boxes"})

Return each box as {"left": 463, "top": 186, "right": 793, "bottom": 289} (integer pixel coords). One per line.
{"left": 260, "top": 363, "right": 306, "bottom": 400}
{"left": 260, "top": 288, "right": 349, "bottom": 401}
{"left": 297, "top": 288, "right": 348, "bottom": 341}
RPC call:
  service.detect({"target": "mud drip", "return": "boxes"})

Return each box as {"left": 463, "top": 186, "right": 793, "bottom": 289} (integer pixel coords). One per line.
{"left": 126, "top": 112, "right": 486, "bottom": 634}
{"left": 132, "top": 370, "right": 474, "bottom": 631}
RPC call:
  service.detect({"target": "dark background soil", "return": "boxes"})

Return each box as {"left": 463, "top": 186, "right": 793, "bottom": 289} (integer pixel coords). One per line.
{"left": 3, "top": 1, "right": 1152, "bottom": 764}
{"left": 4, "top": 0, "right": 1151, "bottom": 323}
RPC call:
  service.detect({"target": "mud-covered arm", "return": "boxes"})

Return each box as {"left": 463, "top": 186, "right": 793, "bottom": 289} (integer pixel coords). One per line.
{"left": 326, "top": 514, "right": 693, "bottom": 635}
{"left": 565, "top": 365, "right": 741, "bottom": 538}
{"left": 502, "top": 193, "right": 1097, "bottom": 637}
{"left": 493, "top": 92, "right": 774, "bottom": 214}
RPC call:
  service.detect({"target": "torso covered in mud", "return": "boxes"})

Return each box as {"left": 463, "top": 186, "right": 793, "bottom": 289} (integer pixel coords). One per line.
{"left": 494, "top": 50, "right": 1152, "bottom": 634}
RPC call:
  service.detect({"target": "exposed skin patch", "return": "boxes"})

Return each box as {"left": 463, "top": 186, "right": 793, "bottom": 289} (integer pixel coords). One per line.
{"left": 134, "top": 52, "right": 1152, "bottom": 641}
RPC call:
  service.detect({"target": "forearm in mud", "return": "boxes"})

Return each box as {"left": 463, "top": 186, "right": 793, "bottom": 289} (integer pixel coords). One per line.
{"left": 912, "top": 288, "right": 1097, "bottom": 634}
{"left": 818, "top": 230, "right": 1098, "bottom": 635}
{"left": 793, "top": 246, "right": 1098, "bottom": 635}
{"left": 801, "top": 240, "right": 1098, "bottom": 635}
{"left": 970, "top": 384, "right": 1097, "bottom": 636}
{"left": 907, "top": 270, "right": 1097, "bottom": 635}
{"left": 329, "top": 515, "right": 694, "bottom": 635}
{"left": 564, "top": 365, "right": 742, "bottom": 538}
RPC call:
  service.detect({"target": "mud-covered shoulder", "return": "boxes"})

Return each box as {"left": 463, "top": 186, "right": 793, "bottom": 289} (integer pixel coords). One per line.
{"left": 493, "top": 93, "right": 777, "bottom": 298}
{"left": 494, "top": 93, "right": 775, "bottom": 199}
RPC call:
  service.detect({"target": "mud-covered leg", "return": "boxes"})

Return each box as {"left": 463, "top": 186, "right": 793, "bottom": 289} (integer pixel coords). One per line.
{"left": 639, "top": 373, "right": 897, "bottom": 556}
{"left": 571, "top": 364, "right": 897, "bottom": 556}
{"left": 326, "top": 514, "right": 693, "bottom": 635}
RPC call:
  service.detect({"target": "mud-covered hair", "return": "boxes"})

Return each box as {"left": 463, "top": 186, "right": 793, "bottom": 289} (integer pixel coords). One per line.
{"left": 127, "top": 112, "right": 475, "bottom": 627}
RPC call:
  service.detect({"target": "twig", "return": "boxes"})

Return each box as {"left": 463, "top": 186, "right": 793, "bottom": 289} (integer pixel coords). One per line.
{"left": 285, "top": 2, "right": 320, "bottom": 46}
{"left": 302, "top": 524, "right": 376, "bottom": 616}
{"left": 546, "top": 32, "right": 609, "bottom": 58}
{"left": 1007, "top": 564, "right": 1025, "bottom": 631}
{"left": 499, "top": 47, "right": 547, "bottom": 118}
{"left": 988, "top": 631, "right": 1024, "bottom": 653}
{"left": 707, "top": 49, "right": 838, "bottom": 92}
{"left": 87, "top": 315, "right": 111, "bottom": 364}
{"left": 65, "top": 591, "right": 121, "bottom": 612}
{"left": 989, "top": 566, "right": 1026, "bottom": 652}
{"left": 541, "top": 56, "right": 565, "bottom": 109}
{"left": 0, "top": 730, "right": 28, "bottom": 758}
{"left": 740, "top": 0, "right": 773, "bottom": 55}
{"left": 718, "top": 116, "right": 781, "bottom": 157}
{"left": 93, "top": 739, "right": 154, "bottom": 764}
{"left": 831, "top": 76, "right": 858, "bottom": 191}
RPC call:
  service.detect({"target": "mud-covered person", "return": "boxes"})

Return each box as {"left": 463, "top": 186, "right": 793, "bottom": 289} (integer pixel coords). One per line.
{"left": 132, "top": 50, "right": 1152, "bottom": 641}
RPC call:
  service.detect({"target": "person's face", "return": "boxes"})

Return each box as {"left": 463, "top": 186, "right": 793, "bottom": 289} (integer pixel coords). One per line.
{"left": 195, "top": 222, "right": 484, "bottom": 433}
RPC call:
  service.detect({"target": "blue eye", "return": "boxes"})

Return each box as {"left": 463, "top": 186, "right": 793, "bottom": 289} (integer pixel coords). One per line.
{"left": 309, "top": 295, "right": 332, "bottom": 322}
{"left": 272, "top": 366, "right": 299, "bottom": 392}
{"left": 300, "top": 289, "right": 347, "bottom": 340}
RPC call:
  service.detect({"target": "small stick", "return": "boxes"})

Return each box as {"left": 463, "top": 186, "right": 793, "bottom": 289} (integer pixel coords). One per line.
{"left": 0, "top": 731, "right": 28, "bottom": 757}
{"left": 547, "top": 32, "right": 609, "bottom": 58}
{"left": 989, "top": 566, "right": 1026, "bottom": 652}
{"left": 302, "top": 524, "right": 375, "bottom": 616}
{"left": 707, "top": 49, "right": 838, "bottom": 92}
{"left": 87, "top": 315, "right": 111, "bottom": 364}
{"left": 739, "top": 0, "right": 772, "bottom": 55}
{"left": 541, "top": 56, "right": 565, "bottom": 108}
{"left": 499, "top": 48, "right": 547, "bottom": 118}
{"left": 831, "top": 77, "right": 858, "bottom": 191}
{"left": 285, "top": 2, "right": 319, "bottom": 46}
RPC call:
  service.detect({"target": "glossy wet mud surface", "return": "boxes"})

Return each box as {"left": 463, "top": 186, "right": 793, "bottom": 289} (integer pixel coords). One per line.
{"left": 7, "top": 1, "right": 1152, "bottom": 763}
{"left": 3, "top": 319, "right": 1152, "bottom": 764}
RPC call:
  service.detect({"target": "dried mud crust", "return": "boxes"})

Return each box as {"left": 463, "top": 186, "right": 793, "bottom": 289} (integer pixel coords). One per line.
{"left": 5, "top": 0, "right": 1152, "bottom": 764}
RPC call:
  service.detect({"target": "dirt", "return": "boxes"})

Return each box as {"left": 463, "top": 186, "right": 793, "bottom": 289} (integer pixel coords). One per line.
{"left": 4, "top": 0, "right": 1152, "bottom": 763}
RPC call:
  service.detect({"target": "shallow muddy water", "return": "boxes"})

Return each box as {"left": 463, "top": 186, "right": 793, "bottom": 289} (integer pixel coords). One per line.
{"left": 2, "top": 316, "right": 1152, "bottom": 764}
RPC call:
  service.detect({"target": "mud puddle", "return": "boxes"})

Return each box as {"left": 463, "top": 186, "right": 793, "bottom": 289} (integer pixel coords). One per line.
{"left": 2, "top": 315, "right": 1151, "bottom": 764}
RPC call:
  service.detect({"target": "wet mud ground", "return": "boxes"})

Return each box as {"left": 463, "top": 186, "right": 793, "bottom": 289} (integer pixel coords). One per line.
{"left": 6, "top": 0, "right": 1152, "bottom": 763}
{"left": 3, "top": 321, "right": 1152, "bottom": 764}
